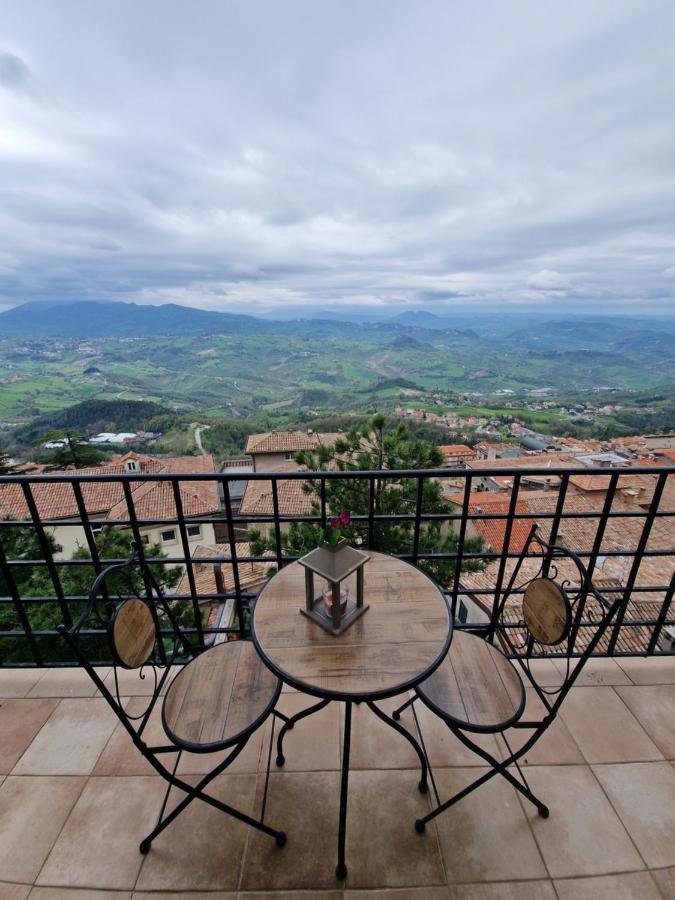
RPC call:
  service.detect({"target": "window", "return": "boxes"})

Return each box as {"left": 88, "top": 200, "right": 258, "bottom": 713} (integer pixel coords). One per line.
{"left": 161, "top": 528, "right": 176, "bottom": 543}
{"left": 187, "top": 525, "right": 201, "bottom": 538}
{"left": 285, "top": 452, "right": 294, "bottom": 460}
{"left": 141, "top": 535, "right": 150, "bottom": 545}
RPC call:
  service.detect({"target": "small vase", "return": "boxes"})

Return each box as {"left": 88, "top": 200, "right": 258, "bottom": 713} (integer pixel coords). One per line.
{"left": 323, "top": 537, "right": 347, "bottom": 553}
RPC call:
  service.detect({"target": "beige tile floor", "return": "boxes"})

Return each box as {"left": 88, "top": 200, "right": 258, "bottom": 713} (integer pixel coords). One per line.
{"left": 0, "top": 656, "right": 673, "bottom": 898}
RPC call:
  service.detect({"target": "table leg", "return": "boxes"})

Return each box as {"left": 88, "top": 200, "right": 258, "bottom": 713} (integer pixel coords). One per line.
{"left": 275, "top": 696, "right": 331, "bottom": 766}
{"left": 366, "top": 700, "right": 428, "bottom": 793}
{"left": 336, "top": 700, "right": 352, "bottom": 880}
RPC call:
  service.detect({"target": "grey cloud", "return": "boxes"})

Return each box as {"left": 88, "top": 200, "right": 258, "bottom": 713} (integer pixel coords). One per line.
{"left": 0, "top": 50, "right": 33, "bottom": 93}
{"left": 527, "top": 271, "right": 571, "bottom": 293}
{"left": 0, "top": 0, "right": 673, "bottom": 315}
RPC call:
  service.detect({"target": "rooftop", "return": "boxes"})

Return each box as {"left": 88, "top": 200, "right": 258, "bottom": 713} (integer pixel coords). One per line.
{"left": 245, "top": 431, "right": 343, "bottom": 455}
{"left": 0, "top": 451, "right": 220, "bottom": 521}
{"left": 1, "top": 656, "right": 673, "bottom": 896}
{"left": 438, "top": 444, "right": 474, "bottom": 456}
{"left": 239, "top": 463, "right": 315, "bottom": 516}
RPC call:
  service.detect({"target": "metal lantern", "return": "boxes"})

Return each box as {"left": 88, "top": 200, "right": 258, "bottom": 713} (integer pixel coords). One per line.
{"left": 299, "top": 544, "right": 370, "bottom": 635}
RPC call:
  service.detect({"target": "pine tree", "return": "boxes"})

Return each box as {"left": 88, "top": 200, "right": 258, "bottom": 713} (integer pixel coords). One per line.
{"left": 248, "top": 413, "right": 484, "bottom": 586}
{"left": 0, "top": 524, "right": 180, "bottom": 664}
{"left": 35, "top": 429, "right": 107, "bottom": 470}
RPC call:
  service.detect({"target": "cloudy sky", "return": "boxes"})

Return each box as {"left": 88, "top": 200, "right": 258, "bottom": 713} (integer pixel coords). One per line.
{"left": 1, "top": 0, "right": 674, "bottom": 316}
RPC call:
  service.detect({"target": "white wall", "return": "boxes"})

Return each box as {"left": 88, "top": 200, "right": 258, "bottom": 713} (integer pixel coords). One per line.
{"left": 49, "top": 520, "right": 216, "bottom": 563}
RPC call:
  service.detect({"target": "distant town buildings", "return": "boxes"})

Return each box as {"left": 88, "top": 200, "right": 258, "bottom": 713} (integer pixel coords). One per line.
{"left": 245, "top": 430, "right": 343, "bottom": 472}
{"left": 0, "top": 451, "right": 220, "bottom": 560}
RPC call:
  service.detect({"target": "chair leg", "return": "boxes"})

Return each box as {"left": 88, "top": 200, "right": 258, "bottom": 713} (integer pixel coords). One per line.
{"left": 140, "top": 736, "right": 286, "bottom": 852}
{"left": 366, "top": 700, "right": 428, "bottom": 793}
{"left": 392, "top": 694, "right": 416, "bottom": 721}
{"left": 149, "top": 749, "right": 182, "bottom": 838}
{"left": 276, "top": 697, "right": 331, "bottom": 766}
{"left": 414, "top": 721, "right": 549, "bottom": 832}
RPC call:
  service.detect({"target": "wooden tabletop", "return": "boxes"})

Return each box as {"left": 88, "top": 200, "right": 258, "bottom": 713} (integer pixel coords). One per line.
{"left": 252, "top": 551, "right": 451, "bottom": 700}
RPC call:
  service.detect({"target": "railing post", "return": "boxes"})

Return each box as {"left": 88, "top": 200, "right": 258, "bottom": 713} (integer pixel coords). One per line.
{"left": 20, "top": 481, "right": 72, "bottom": 629}
{"left": 647, "top": 569, "right": 675, "bottom": 654}
{"left": 270, "top": 478, "right": 283, "bottom": 571}
{"left": 488, "top": 474, "right": 522, "bottom": 643}
{"left": 221, "top": 478, "right": 245, "bottom": 637}
{"left": 70, "top": 480, "right": 108, "bottom": 603}
{"left": 607, "top": 472, "right": 667, "bottom": 656}
{"left": 171, "top": 478, "right": 204, "bottom": 649}
{"left": 568, "top": 471, "right": 620, "bottom": 654}
{"left": 368, "top": 477, "right": 375, "bottom": 550}
{"left": 0, "top": 531, "right": 43, "bottom": 665}
{"left": 451, "top": 474, "right": 473, "bottom": 622}
{"left": 412, "top": 476, "right": 424, "bottom": 566}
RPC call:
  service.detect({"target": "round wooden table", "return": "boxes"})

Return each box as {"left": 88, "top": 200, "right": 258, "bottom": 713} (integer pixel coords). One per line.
{"left": 252, "top": 551, "right": 452, "bottom": 879}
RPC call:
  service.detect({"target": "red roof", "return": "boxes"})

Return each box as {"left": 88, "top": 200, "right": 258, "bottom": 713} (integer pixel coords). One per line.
{"left": 444, "top": 491, "right": 531, "bottom": 553}
{"left": 245, "top": 431, "right": 343, "bottom": 455}
{"left": 0, "top": 452, "right": 220, "bottom": 522}
{"left": 438, "top": 444, "right": 474, "bottom": 456}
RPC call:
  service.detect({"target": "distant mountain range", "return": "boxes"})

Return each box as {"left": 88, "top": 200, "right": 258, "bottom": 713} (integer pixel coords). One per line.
{"left": 0, "top": 301, "right": 272, "bottom": 338}
{"left": 1, "top": 301, "right": 673, "bottom": 430}
{"left": 0, "top": 300, "right": 481, "bottom": 340}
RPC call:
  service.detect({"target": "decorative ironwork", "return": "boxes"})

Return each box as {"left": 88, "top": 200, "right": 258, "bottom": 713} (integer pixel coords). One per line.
{"left": 0, "top": 463, "right": 673, "bottom": 666}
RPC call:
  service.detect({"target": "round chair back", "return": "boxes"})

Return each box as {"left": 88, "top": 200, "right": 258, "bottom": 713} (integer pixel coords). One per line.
{"left": 522, "top": 577, "right": 572, "bottom": 646}
{"left": 110, "top": 598, "right": 156, "bottom": 668}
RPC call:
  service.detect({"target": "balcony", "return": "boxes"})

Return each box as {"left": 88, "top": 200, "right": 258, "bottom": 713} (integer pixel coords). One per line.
{"left": 0, "top": 464, "right": 674, "bottom": 894}
{"left": 1, "top": 657, "right": 674, "bottom": 895}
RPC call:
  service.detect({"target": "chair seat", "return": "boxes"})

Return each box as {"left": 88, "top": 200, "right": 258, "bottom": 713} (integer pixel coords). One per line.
{"left": 417, "top": 631, "right": 525, "bottom": 732}
{"left": 162, "top": 640, "right": 280, "bottom": 751}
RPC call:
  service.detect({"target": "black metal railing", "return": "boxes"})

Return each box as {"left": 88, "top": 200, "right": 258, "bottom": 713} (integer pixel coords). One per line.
{"left": 0, "top": 464, "right": 673, "bottom": 666}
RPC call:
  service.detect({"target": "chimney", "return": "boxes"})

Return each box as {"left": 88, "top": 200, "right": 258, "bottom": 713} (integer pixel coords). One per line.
{"left": 214, "top": 563, "right": 225, "bottom": 596}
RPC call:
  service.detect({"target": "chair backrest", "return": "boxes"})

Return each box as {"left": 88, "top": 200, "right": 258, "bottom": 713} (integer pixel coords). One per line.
{"left": 110, "top": 596, "right": 156, "bottom": 669}
{"left": 58, "top": 547, "right": 196, "bottom": 739}
{"left": 492, "top": 524, "right": 624, "bottom": 714}
{"left": 521, "top": 576, "right": 572, "bottom": 647}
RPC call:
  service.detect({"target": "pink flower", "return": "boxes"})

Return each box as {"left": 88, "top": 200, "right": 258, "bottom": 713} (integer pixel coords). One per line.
{"left": 330, "top": 516, "right": 341, "bottom": 529}
{"left": 339, "top": 510, "right": 351, "bottom": 526}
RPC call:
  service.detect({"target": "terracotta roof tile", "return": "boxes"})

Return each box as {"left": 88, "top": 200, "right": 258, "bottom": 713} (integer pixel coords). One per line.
{"left": 245, "top": 431, "right": 343, "bottom": 455}
{"left": 439, "top": 444, "right": 474, "bottom": 456}
{"left": 0, "top": 452, "right": 220, "bottom": 522}
{"left": 175, "top": 542, "right": 273, "bottom": 598}
{"left": 240, "top": 473, "right": 315, "bottom": 516}
{"left": 461, "top": 531, "right": 673, "bottom": 649}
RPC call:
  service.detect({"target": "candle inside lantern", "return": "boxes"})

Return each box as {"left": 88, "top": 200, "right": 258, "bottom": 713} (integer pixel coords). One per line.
{"left": 323, "top": 585, "right": 349, "bottom": 616}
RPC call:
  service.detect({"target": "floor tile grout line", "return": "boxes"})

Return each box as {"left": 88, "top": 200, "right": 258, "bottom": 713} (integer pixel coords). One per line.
{"left": 6, "top": 696, "right": 65, "bottom": 777}
{"left": 409, "top": 692, "right": 451, "bottom": 890}
{"left": 611, "top": 681, "right": 672, "bottom": 759}
{"left": 615, "top": 656, "right": 641, "bottom": 685}
{"left": 649, "top": 867, "right": 670, "bottom": 900}
{"left": 557, "top": 685, "right": 664, "bottom": 767}
{"left": 235, "top": 732, "right": 268, "bottom": 894}
{"left": 28, "top": 770, "right": 90, "bottom": 891}
{"left": 509, "top": 762, "right": 554, "bottom": 884}
{"left": 586, "top": 761, "right": 652, "bottom": 873}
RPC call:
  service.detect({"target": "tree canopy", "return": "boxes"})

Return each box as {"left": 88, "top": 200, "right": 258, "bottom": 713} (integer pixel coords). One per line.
{"left": 248, "top": 413, "right": 484, "bottom": 586}
{"left": 34, "top": 429, "right": 107, "bottom": 470}
{"left": 0, "top": 524, "right": 180, "bottom": 664}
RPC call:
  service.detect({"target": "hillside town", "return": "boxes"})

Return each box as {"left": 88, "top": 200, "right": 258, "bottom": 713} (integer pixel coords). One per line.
{"left": 3, "top": 424, "right": 672, "bottom": 656}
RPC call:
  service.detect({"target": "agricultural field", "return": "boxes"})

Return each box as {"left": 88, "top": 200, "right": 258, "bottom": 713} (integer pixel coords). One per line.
{"left": 1, "top": 312, "right": 674, "bottom": 442}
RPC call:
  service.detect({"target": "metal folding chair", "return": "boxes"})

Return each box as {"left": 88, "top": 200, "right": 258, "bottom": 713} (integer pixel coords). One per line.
{"left": 393, "top": 524, "right": 624, "bottom": 832}
{"left": 58, "top": 548, "right": 288, "bottom": 854}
